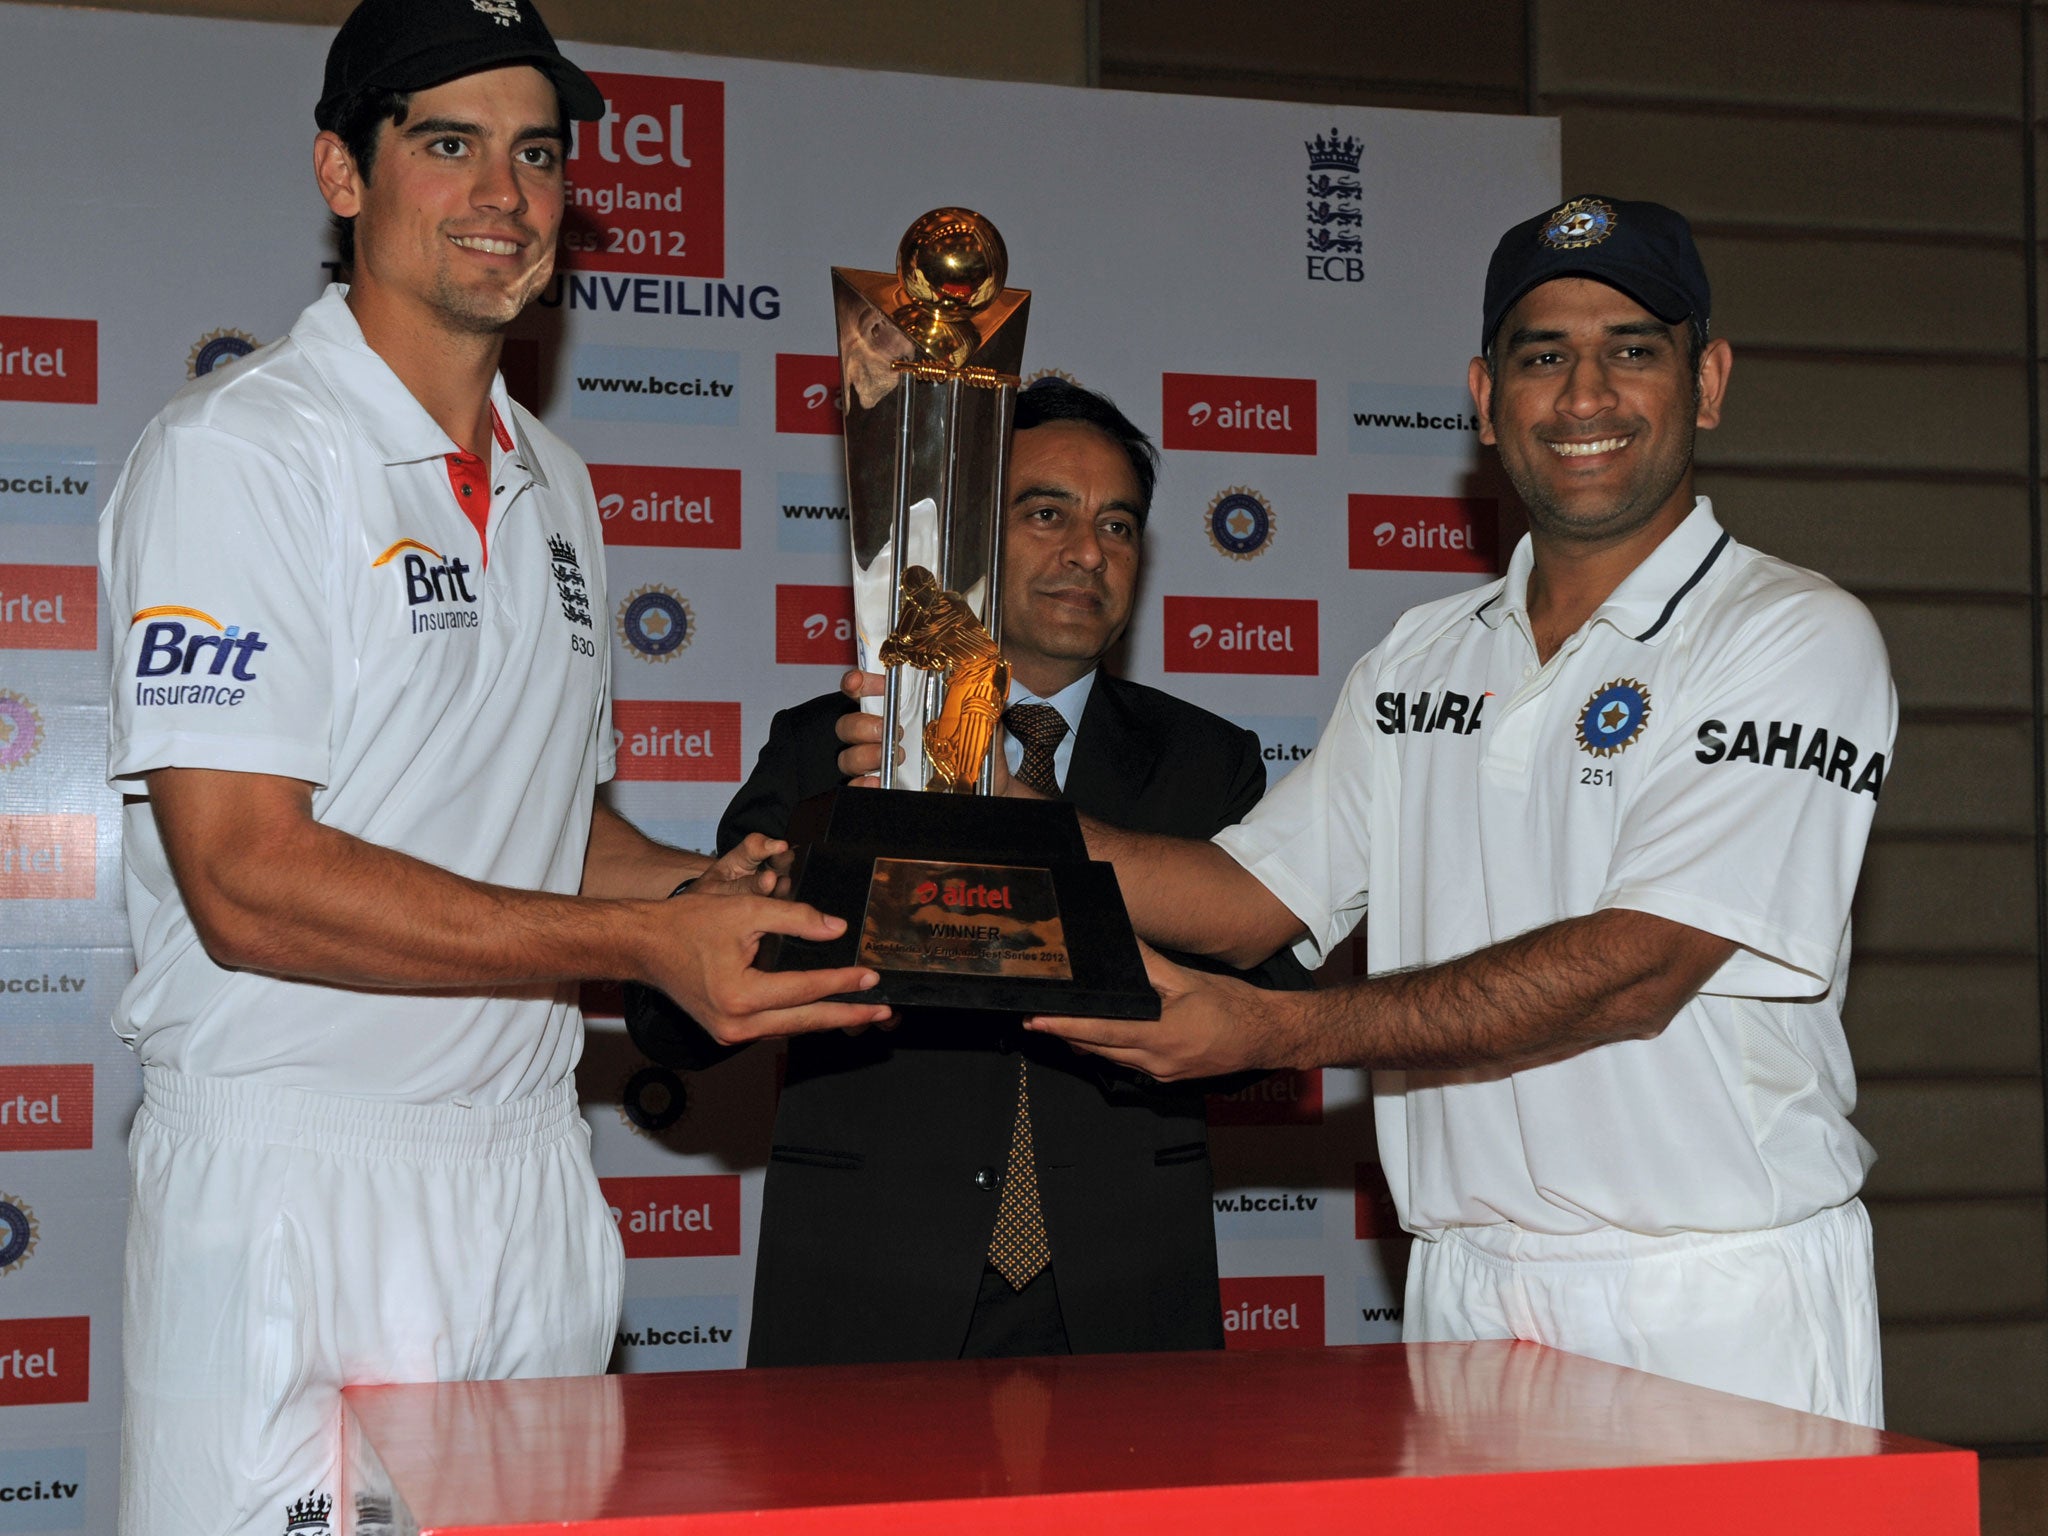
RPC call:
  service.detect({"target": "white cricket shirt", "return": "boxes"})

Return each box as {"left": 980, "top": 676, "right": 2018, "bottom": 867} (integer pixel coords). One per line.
{"left": 1216, "top": 501, "right": 1896, "bottom": 1236}
{"left": 101, "top": 287, "right": 614, "bottom": 1104}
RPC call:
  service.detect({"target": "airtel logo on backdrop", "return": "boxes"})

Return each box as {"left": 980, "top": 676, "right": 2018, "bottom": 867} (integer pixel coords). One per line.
{"left": 1164, "top": 596, "right": 1318, "bottom": 676}
{"left": 1162, "top": 373, "right": 1316, "bottom": 455}
{"left": 1348, "top": 494, "right": 1497, "bottom": 574}
{"left": 776, "top": 354, "right": 844, "bottom": 435}
{"left": 561, "top": 72, "right": 725, "bottom": 278}
{"left": 775, "top": 584, "right": 856, "bottom": 666}
{"left": 1208, "top": 1068, "right": 1324, "bottom": 1126}
{"left": 591, "top": 465, "right": 741, "bottom": 549}
{"left": 1220, "top": 1277, "right": 1324, "bottom": 1351}
{"left": 610, "top": 700, "right": 742, "bottom": 781}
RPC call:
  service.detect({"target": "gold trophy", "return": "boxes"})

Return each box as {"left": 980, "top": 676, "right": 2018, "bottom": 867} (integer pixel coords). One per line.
{"left": 758, "top": 211, "right": 1157, "bottom": 1018}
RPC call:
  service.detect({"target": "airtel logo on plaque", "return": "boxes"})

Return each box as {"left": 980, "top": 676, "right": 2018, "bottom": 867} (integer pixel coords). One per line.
{"left": 1162, "top": 373, "right": 1316, "bottom": 455}
{"left": 1348, "top": 494, "right": 1497, "bottom": 574}
{"left": 1164, "top": 597, "right": 1318, "bottom": 676}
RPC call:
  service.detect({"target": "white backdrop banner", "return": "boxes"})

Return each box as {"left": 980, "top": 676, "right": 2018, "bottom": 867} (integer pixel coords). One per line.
{"left": 0, "top": 5, "right": 1556, "bottom": 1526}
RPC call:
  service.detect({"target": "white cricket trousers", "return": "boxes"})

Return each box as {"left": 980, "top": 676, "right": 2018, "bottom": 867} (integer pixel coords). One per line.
{"left": 1405, "top": 1199, "right": 1883, "bottom": 1427}
{"left": 119, "top": 1069, "right": 623, "bottom": 1536}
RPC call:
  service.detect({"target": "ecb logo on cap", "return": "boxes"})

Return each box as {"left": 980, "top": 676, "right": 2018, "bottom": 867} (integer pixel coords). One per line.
{"left": 1577, "top": 677, "right": 1651, "bottom": 757}
{"left": 616, "top": 584, "right": 693, "bottom": 662}
{"left": 1207, "top": 487, "right": 1276, "bottom": 561}
{"left": 1541, "top": 198, "right": 1616, "bottom": 250}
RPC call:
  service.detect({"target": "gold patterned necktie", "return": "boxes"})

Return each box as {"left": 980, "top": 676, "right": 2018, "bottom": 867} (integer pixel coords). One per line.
{"left": 988, "top": 1058, "right": 1051, "bottom": 1288}
{"left": 1002, "top": 703, "right": 1067, "bottom": 797}
{"left": 985, "top": 703, "right": 1066, "bottom": 1290}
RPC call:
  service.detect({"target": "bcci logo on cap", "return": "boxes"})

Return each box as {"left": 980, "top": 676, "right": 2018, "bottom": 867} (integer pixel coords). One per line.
{"left": 0, "top": 1192, "right": 38, "bottom": 1276}
{"left": 1206, "top": 487, "right": 1275, "bottom": 561}
{"left": 0, "top": 690, "right": 43, "bottom": 772}
{"left": 1541, "top": 197, "right": 1617, "bottom": 250}
{"left": 616, "top": 585, "right": 693, "bottom": 662}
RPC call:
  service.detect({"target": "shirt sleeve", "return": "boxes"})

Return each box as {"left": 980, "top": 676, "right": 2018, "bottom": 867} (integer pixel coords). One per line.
{"left": 1597, "top": 578, "right": 1896, "bottom": 997}
{"left": 1211, "top": 651, "right": 1379, "bottom": 962}
{"left": 102, "top": 423, "right": 334, "bottom": 792}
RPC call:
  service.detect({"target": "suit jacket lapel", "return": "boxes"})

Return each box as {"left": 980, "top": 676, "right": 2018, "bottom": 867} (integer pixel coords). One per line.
{"left": 1065, "top": 672, "right": 1159, "bottom": 825}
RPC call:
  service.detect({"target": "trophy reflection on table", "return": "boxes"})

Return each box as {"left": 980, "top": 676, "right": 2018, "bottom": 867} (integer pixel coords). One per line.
{"left": 758, "top": 209, "right": 1157, "bottom": 1020}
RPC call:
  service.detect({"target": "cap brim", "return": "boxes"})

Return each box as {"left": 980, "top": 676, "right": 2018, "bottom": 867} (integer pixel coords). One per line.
{"left": 1485, "top": 265, "right": 1696, "bottom": 352}
{"left": 378, "top": 41, "right": 605, "bottom": 120}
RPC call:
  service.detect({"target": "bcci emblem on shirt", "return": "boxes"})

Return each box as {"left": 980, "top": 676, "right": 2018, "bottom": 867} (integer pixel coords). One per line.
{"left": 1576, "top": 677, "right": 1651, "bottom": 757}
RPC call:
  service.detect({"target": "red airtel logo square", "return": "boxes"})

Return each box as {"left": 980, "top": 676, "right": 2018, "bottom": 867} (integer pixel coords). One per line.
{"left": 602, "top": 1175, "right": 741, "bottom": 1257}
{"left": 592, "top": 465, "right": 742, "bottom": 549}
{"left": 0, "top": 565, "right": 97, "bottom": 651}
{"left": 776, "top": 354, "right": 845, "bottom": 435}
{"left": 1162, "top": 373, "right": 1316, "bottom": 455}
{"left": 0, "top": 1064, "right": 93, "bottom": 1150}
{"left": 0, "top": 1317, "right": 89, "bottom": 1406}
{"left": 1220, "top": 1276, "right": 1324, "bottom": 1350}
{"left": 0, "top": 815, "right": 96, "bottom": 901}
{"left": 1348, "top": 494, "right": 1499, "bottom": 574}
{"left": 1163, "top": 596, "right": 1318, "bottom": 676}
{"left": 0, "top": 318, "right": 97, "bottom": 405}
{"left": 562, "top": 73, "right": 725, "bottom": 277}
{"left": 1208, "top": 1068, "right": 1324, "bottom": 1127}
{"left": 611, "top": 700, "right": 742, "bottom": 782}
{"left": 775, "top": 584, "right": 856, "bottom": 666}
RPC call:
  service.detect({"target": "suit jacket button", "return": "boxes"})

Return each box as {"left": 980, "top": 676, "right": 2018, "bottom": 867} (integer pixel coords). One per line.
{"left": 974, "top": 1167, "right": 999, "bottom": 1191}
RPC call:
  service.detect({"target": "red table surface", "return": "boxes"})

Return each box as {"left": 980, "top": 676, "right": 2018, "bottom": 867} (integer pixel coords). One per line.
{"left": 342, "top": 1341, "right": 1978, "bottom": 1536}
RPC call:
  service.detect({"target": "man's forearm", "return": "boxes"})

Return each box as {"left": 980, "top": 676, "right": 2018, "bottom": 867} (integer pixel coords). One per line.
{"left": 152, "top": 770, "right": 661, "bottom": 989}
{"left": 1075, "top": 812, "right": 1305, "bottom": 968}
{"left": 582, "top": 799, "right": 706, "bottom": 901}
{"left": 1272, "top": 908, "right": 1735, "bottom": 1072}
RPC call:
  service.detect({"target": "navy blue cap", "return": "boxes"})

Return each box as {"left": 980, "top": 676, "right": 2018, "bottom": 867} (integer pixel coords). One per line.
{"left": 1482, "top": 196, "right": 1710, "bottom": 352}
{"left": 316, "top": 0, "right": 604, "bottom": 129}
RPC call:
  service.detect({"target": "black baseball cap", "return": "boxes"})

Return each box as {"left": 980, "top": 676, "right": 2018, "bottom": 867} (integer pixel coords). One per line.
{"left": 315, "top": 0, "right": 605, "bottom": 130}
{"left": 1481, "top": 196, "right": 1710, "bottom": 352}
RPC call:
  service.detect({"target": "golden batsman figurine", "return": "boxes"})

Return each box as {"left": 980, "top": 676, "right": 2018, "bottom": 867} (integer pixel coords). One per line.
{"left": 878, "top": 565, "right": 1010, "bottom": 791}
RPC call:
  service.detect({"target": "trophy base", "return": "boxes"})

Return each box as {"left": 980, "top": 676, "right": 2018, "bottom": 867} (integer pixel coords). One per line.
{"left": 758, "top": 786, "right": 1161, "bottom": 1019}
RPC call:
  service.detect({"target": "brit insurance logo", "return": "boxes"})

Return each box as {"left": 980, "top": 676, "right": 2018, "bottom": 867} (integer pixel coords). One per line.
{"left": 0, "top": 689, "right": 44, "bottom": 772}
{"left": 0, "top": 1192, "right": 37, "bottom": 1276}
{"left": 1205, "top": 487, "right": 1276, "bottom": 561}
{"left": 129, "top": 604, "right": 267, "bottom": 706}
{"left": 1577, "top": 677, "right": 1651, "bottom": 757}
{"left": 186, "top": 327, "right": 259, "bottom": 380}
{"left": 374, "top": 538, "right": 479, "bottom": 636}
{"left": 616, "top": 584, "right": 694, "bottom": 662}
{"left": 1302, "top": 128, "right": 1364, "bottom": 284}
{"left": 562, "top": 72, "right": 725, "bottom": 279}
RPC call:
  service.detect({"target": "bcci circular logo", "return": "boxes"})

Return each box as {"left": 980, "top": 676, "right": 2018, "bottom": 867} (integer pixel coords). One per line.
{"left": 1540, "top": 198, "right": 1617, "bottom": 250}
{"left": 1576, "top": 677, "right": 1652, "bottom": 757}
{"left": 0, "top": 1194, "right": 38, "bottom": 1276}
{"left": 1206, "top": 487, "right": 1276, "bottom": 561}
{"left": 616, "top": 585, "right": 694, "bottom": 663}
{"left": 0, "top": 690, "right": 44, "bottom": 772}
{"left": 186, "top": 328, "right": 260, "bottom": 380}
{"left": 618, "top": 1064, "right": 689, "bottom": 1138}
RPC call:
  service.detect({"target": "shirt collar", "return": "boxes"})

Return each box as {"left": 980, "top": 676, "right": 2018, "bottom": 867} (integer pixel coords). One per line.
{"left": 1474, "top": 496, "right": 1731, "bottom": 645}
{"left": 1007, "top": 667, "right": 1096, "bottom": 738}
{"left": 290, "top": 285, "right": 545, "bottom": 487}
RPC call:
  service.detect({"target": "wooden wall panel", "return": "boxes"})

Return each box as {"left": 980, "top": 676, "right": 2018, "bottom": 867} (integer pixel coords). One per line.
{"left": 1847, "top": 958, "right": 2041, "bottom": 1076}
{"left": 1872, "top": 1200, "right": 2048, "bottom": 1320}
{"left": 1704, "top": 478, "right": 2031, "bottom": 596}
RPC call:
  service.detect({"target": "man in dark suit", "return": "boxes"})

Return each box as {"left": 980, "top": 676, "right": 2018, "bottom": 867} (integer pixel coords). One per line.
{"left": 628, "top": 379, "right": 1307, "bottom": 1365}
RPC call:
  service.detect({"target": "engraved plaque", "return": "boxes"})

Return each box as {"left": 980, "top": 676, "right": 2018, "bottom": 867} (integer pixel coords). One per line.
{"left": 857, "top": 857, "right": 1073, "bottom": 980}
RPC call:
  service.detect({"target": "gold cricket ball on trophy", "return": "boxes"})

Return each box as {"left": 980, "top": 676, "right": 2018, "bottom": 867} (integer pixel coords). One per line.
{"left": 897, "top": 208, "right": 1008, "bottom": 316}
